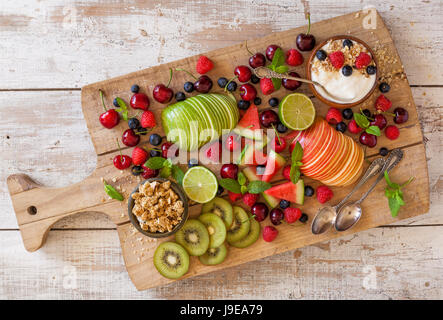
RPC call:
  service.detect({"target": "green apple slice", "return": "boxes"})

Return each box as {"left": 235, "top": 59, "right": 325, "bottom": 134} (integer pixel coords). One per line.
{"left": 200, "top": 94, "right": 228, "bottom": 133}
{"left": 191, "top": 95, "right": 221, "bottom": 140}
{"left": 178, "top": 103, "right": 200, "bottom": 151}
{"left": 197, "top": 95, "right": 222, "bottom": 136}
{"left": 214, "top": 94, "right": 238, "bottom": 129}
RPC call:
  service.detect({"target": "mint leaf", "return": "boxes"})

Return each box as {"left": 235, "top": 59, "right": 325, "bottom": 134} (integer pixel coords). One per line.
{"left": 290, "top": 141, "right": 303, "bottom": 184}
{"left": 103, "top": 181, "right": 124, "bottom": 201}
{"left": 384, "top": 170, "right": 414, "bottom": 217}
{"left": 354, "top": 113, "right": 369, "bottom": 129}
{"left": 159, "top": 166, "right": 171, "bottom": 178}
{"left": 241, "top": 185, "right": 248, "bottom": 195}
{"left": 144, "top": 157, "right": 166, "bottom": 170}
{"left": 270, "top": 48, "right": 285, "bottom": 69}
{"left": 219, "top": 178, "right": 241, "bottom": 194}
{"left": 292, "top": 141, "right": 303, "bottom": 163}
{"left": 115, "top": 97, "right": 128, "bottom": 121}
{"left": 171, "top": 165, "right": 184, "bottom": 185}
{"left": 247, "top": 181, "right": 272, "bottom": 194}
{"left": 366, "top": 125, "right": 381, "bottom": 136}
{"left": 384, "top": 170, "right": 399, "bottom": 189}
{"left": 238, "top": 172, "right": 246, "bottom": 186}
{"left": 290, "top": 164, "right": 301, "bottom": 184}
{"left": 275, "top": 65, "right": 289, "bottom": 74}
{"left": 271, "top": 78, "right": 282, "bottom": 91}
{"left": 164, "top": 158, "right": 173, "bottom": 168}
{"left": 388, "top": 196, "right": 401, "bottom": 217}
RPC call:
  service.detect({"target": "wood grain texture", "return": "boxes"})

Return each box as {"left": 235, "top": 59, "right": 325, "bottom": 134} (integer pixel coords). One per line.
{"left": 0, "top": 0, "right": 441, "bottom": 299}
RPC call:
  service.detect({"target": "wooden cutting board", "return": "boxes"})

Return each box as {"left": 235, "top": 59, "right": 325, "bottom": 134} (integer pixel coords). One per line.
{"left": 7, "top": 9, "right": 429, "bottom": 291}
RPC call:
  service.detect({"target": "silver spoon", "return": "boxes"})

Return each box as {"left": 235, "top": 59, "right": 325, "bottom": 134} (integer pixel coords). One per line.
{"left": 311, "top": 157, "right": 386, "bottom": 235}
{"left": 334, "top": 148, "right": 404, "bottom": 232}
{"left": 253, "top": 67, "right": 352, "bottom": 103}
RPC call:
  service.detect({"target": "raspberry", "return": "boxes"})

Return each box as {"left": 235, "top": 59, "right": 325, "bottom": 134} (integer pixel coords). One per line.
{"left": 284, "top": 207, "right": 302, "bottom": 224}
{"left": 316, "top": 185, "right": 333, "bottom": 204}
{"left": 260, "top": 78, "right": 275, "bottom": 95}
{"left": 140, "top": 110, "right": 156, "bottom": 128}
{"left": 325, "top": 107, "right": 342, "bottom": 125}
{"left": 285, "top": 49, "right": 304, "bottom": 66}
{"left": 228, "top": 191, "right": 242, "bottom": 203}
{"left": 196, "top": 55, "right": 214, "bottom": 74}
{"left": 282, "top": 165, "right": 291, "bottom": 181}
{"left": 262, "top": 226, "right": 278, "bottom": 242}
{"left": 375, "top": 94, "right": 392, "bottom": 112}
{"left": 242, "top": 193, "right": 259, "bottom": 207}
{"left": 355, "top": 52, "right": 372, "bottom": 69}
{"left": 132, "top": 147, "right": 148, "bottom": 165}
{"left": 348, "top": 119, "right": 363, "bottom": 134}
{"left": 329, "top": 51, "right": 344, "bottom": 69}
{"left": 385, "top": 125, "right": 400, "bottom": 140}
{"left": 141, "top": 166, "right": 159, "bottom": 179}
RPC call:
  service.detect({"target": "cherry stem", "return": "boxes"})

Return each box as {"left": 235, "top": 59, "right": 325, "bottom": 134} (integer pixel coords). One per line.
{"left": 116, "top": 138, "right": 123, "bottom": 162}
{"left": 166, "top": 68, "right": 173, "bottom": 88}
{"left": 99, "top": 89, "right": 107, "bottom": 112}
{"left": 245, "top": 40, "right": 254, "bottom": 56}
{"left": 271, "top": 123, "right": 282, "bottom": 145}
{"left": 241, "top": 215, "right": 256, "bottom": 224}
{"left": 306, "top": 13, "right": 311, "bottom": 35}
{"left": 135, "top": 128, "right": 153, "bottom": 135}
{"left": 175, "top": 68, "right": 197, "bottom": 80}
{"left": 382, "top": 111, "right": 396, "bottom": 117}
{"left": 224, "top": 76, "right": 238, "bottom": 92}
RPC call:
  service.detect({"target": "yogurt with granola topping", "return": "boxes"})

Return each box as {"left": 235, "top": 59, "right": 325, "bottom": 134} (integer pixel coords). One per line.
{"left": 310, "top": 38, "right": 376, "bottom": 104}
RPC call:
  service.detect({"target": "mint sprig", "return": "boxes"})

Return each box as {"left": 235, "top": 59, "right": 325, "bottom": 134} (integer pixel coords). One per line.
{"left": 354, "top": 113, "right": 381, "bottom": 136}
{"left": 290, "top": 141, "right": 303, "bottom": 184}
{"left": 384, "top": 170, "right": 414, "bottom": 217}
{"left": 103, "top": 180, "right": 124, "bottom": 201}
{"left": 144, "top": 156, "right": 185, "bottom": 185}
{"left": 114, "top": 97, "right": 129, "bottom": 121}
{"left": 267, "top": 48, "right": 287, "bottom": 90}
{"left": 219, "top": 175, "right": 272, "bottom": 195}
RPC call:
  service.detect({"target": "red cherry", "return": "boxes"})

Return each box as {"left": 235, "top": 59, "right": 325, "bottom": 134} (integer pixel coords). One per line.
{"left": 249, "top": 53, "right": 266, "bottom": 68}
{"left": 271, "top": 136, "right": 286, "bottom": 153}
{"left": 239, "top": 83, "right": 257, "bottom": 101}
{"left": 122, "top": 129, "right": 140, "bottom": 147}
{"left": 394, "top": 107, "right": 409, "bottom": 124}
{"left": 251, "top": 202, "right": 269, "bottom": 222}
{"left": 225, "top": 134, "right": 241, "bottom": 152}
{"left": 260, "top": 110, "right": 279, "bottom": 128}
{"left": 113, "top": 154, "right": 132, "bottom": 170}
{"left": 130, "top": 93, "right": 150, "bottom": 110}
{"left": 194, "top": 75, "right": 213, "bottom": 93}
{"left": 359, "top": 132, "right": 377, "bottom": 148}
{"left": 153, "top": 84, "right": 173, "bottom": 104}
{"left": 296, "top": 14, "right": 316, "bottom": 51}
{"left": 370, "top": 114, "right": 387, "bottom": 130}
{"left": 161, "top": 142, "right": 179, "bottom": 158}
{"left": 234, "top": 65, "right": 252, "bottom": 83}
{"left": 282, "top": 72, "right": 302, "bottom": 91}
{"left": 220, "top": 164, "right": 239, "bottom": 180}
{"left": 270, "top": 208, "right": 284, "bottom": 225}
{"left": 99, "top": 109, "right": 120, "bottom": 129}
{"left": 266, "top": 45, "right": 280, "bottom": 61}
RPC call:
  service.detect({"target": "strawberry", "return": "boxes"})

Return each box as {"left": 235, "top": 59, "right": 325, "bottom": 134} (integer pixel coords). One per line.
{"left": 316, "top": 185, "right": 333, "bottom": 204}
{"left": 355, "top": 52, "right": 372, "bottom": 69}
{"left": 228, "top": 191, "right": 242, "bottom": 203}
{"left": 284, "top": 207, "right": 302, "bottom": 224}
{"left": 325, "top": 107, "right": 342, "bottom": 125}
{"left": 132, "top": 147, "right": 148, "bottom": 165}
{"left": 385, "top": 125, "right": 400, "bottom": 140}
{"left": 263, "top": 226, "right": 278, "bottom": 242}
{"left": 348, "top": 119, "right": 363, "bottom": 134}
{"left": 196, "top": 55, "right": 214, "bottom": 74}
{"left": 260, "top": 78, "right": 275, "bottom": 95}
{"left": 140, "top": 110, "right": 156, "bottom": 128}
{"left": 329, "top": 51, "right": 344, "bottom": 69}
{"left": 242, "top": 193, "right": 259, "bottom": 207}
{"left": 285, "top": 49, "right": 304, "bottom": 66}
{"left": 375, "top": 94, "right": 392, "bottom": 112}
{"left": 282, "top": 165, "right": 291, "bottom": 181}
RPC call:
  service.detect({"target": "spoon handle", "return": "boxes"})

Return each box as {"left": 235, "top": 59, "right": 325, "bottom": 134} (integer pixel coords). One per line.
{"left": 355, "top": 149, "right": 404, "bottom": 205}
{"left": 253, "top": 67, "right": 319, "bottom": 85}
{"left": 334, "top": 157, "right": 385, "bottom": 210}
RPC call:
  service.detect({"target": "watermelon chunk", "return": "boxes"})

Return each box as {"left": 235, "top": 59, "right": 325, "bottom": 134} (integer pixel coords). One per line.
{"left": 264, "top": 180, "right": 304, "bottom": 205}
{"left": 237, "top": 145, "right": 267, "bottom": 165}
{"left": 261, "top": 150, "right": 286, "bottom": 182}
{"left": 233, "top": 104, "right": 263, "bottom": 140}
{"left": 242, "top": 167, "right": 280, "bottom": 208}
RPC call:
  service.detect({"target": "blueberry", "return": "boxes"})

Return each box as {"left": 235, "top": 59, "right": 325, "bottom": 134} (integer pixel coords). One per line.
{"left": 366, "top": 65, "right": 377, "bottom": 75}
{"left": 362, "top": 109, "right": 372, "bottom": 119}
{"left": 131, "top": 84, "right": 140, "bottom": 93}
{"left": 226, "top": 81, "right": 237, "bottom": 92}
{"left": 150, "top": 149, "right": 161, "bottom": 157}
{"left": 269, "top": 97, "right": 279, "bottom": 107}
{"left": 276, "top": 123, "right": 288, "bottom": 133}
{"left": 238, "top": 100, "right": 250, "bottom": 110}
{"left": 216, "top": 185, "right": 224, "bottom": 196}
{"left": 379, "top": 147, "right": 389, "bottom": 156}
{"left": 131, "top": 165, "right": 143, "bottom": 176}
{"left": 251, "top": 74, "right": 260, "bottom": 84}
{"left": 175, "top": 91, "right": 186, "bottom": 101}
{"left": 299, "top": 213, "right": 309, "bottom": 223}
{"left": 113, "top": 98, "right": 119, "bottom": 108}
{"left": 128, "top": 118, "right": 140, "bottom": 130}
{"left": 184, "top": 81, "right": 194, "bottom": 93}
{"left": 217, "top": 77, "right": 228, "bottom": 88}
{"left": 149, "top": 133, "right": 162, "bottom": 146}
{"left": 342, "top": 65, "right": 353, "bottom": 77}
{"left": 343, "top": 39, "right": 353, "bottom": 48}
{"left": 188, "top": 158, "right": 198, "bottom": 168}
{"left": 336, "top": 122, "right": 347, "bottom": 133}
{"left": 279, "top": 200, "right": 290, "bottom": 209}
{"left": 137, "top": 127, "right": 148, "bottom": 135}
{"left": 379, "top": 82, "right": 390, "bottom": 93}
{"left": 316, "top": 49, "right": 327, "bottom": 61}
{"left": 254, "top": 97, "right": 262, "bottom": 105}
{"left": 304, "top": 185, "right": 314, "bottom": 197}
{"left": 342, "top": 108, "right": 353, "bottom": 120}
{"left": 256, "top": 165, "right": 266, "bottom": 175}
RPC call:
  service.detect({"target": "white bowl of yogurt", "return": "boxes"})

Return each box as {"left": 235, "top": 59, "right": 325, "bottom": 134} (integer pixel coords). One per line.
{"left": 307, "top": 36, "right": 378, "bottom": 108}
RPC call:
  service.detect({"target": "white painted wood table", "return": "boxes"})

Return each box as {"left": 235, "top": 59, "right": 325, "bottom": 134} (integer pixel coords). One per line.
{"left": 0, "top": 0, "right": 442, "bottom": 299}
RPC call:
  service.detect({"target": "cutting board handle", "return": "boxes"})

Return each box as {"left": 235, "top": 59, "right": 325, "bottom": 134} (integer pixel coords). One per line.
{"left": 7, "top": 173, "right": 113, "bottom": 252}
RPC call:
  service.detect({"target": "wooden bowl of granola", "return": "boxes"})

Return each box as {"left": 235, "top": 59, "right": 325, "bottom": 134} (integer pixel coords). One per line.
{"left": 128, "top": 178, "right": 189, "bottom": 238}
{"left": 306, "top": 35, "right": 378, "bottom": 108}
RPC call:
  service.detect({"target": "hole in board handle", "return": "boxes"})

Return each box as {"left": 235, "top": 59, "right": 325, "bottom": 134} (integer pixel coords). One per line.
{"left": 27, "top": 206, "right": 37, "bottom": 215}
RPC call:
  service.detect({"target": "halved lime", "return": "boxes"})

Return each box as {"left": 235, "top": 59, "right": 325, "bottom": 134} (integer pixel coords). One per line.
{"left": 278, "top": 93, "right": 316, "bottom": 131}
{"left": 182, "top": 166, "right": 218, "bottom": 203}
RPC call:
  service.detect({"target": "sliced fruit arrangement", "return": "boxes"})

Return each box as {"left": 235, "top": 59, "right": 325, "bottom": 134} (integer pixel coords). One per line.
{"left": 202, "top": 197, "right": 234, "bottom": 228}
{"left": 175, "top": 219, "right": 210, "bottom": 256}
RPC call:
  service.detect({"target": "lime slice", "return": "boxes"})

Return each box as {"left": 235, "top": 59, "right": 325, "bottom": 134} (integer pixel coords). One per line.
{"left": 182, "top": 166, "right": 218, "bottom": 203}
{"left": 278, "top": 93, "right": 316, "bottom": 131}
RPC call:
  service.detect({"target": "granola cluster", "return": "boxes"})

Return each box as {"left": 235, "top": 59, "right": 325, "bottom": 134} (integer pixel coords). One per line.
{"left": 131, "top": 180, "right": 184, "bottom": 233}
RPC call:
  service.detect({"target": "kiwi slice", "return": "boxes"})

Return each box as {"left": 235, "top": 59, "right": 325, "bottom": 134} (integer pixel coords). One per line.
{"left": 226, "top": 206, "right": 250, "bottom": 244}
{"left": 198, "top": 213, "right": 227, "bottom": 248}
{"left": 199, "top": 243, "right": 228, "bottom": 265}
{"left": 154, "top": 241, "right": 189, "bottom": 279}
{"left": 175, "top": 219, "right": 210, "bottom": 256}
{"left": 230, "top": 214, "right": 261, "bottom": 248}
{"left": 201, "top": 197, "right": 233, "bottom": 229}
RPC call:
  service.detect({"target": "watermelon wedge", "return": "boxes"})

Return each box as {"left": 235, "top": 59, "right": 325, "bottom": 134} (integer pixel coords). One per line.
{"left": 264, "top": 180, "right": 304, "bottom": 205}
{"left": 233, "top": 104, "right": 263, "bottom": 140}
{"left": 237, "top": 145, "right": 267, "bottom": 165}
{"left": 243, "top": 167, "right": 280, "bottom": 208}
{"left": 261, "top": 150, "right": 286, "bottom": 182}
